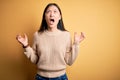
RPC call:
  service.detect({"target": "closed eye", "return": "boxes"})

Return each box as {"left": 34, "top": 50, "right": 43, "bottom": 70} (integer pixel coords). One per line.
{"left": 46, "top": 10, "right": 51, "bottom": 13}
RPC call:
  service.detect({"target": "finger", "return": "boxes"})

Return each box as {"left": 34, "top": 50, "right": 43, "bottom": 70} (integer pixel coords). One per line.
{"left": 74, "top": 32, "right": 77, "bottom": 35}
{"left": 74, "top": 32, "right": 78, "bottom": 38}
{"left": 16, "top": 35, "right": 21, "bottom": 40}
{"left": 24, "top": 33, "right": 27, "bottom": 38}
{"left": 81, "top": 32, "right": 85, "bottom": 38}
{"left": 16, "top": 35, "right": 19, "bottom": 39}
{"left": 16, "top": 35, "right": 22, "bottom": 43}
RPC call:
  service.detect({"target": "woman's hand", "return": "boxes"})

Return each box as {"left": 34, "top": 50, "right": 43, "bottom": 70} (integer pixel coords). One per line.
{"left": 74, "top": 32, "right": 85, "bottom": 44}
{"left": 16, "top": 33, "right": 28, "bottom": 47}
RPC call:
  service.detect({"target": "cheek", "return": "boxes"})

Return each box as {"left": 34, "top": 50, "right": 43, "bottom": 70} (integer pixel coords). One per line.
{"left": 57, "top": 14, "right": 61, "bottom": 19}
{"left": 45, "top": 13, "right": 50, "bottom": 18}
{"left": 45, "top": 15, "right": 49, "bottom": 22}
{"left": 56, "top": 15, "right": 61, "bottom": 20}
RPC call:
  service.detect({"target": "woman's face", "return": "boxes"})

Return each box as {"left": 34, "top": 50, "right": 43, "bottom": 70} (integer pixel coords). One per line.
{"left": 45, "top": 5, "right": 61, "bottom": 29}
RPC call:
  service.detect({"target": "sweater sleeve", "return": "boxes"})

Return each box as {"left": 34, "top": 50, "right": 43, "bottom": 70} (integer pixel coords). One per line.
{"left": 64, "top": 33, "right": 79, "bottom": 66}
{"left": 24, "top": 32, "right": 38, "bottom": 64}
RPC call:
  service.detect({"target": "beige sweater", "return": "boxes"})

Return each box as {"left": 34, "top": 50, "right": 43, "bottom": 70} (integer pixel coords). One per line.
{"left": 24, "top": 30, "right": 79, "bottom": 78}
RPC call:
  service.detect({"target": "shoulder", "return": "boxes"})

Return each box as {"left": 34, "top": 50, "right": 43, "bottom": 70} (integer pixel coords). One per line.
{"left": 33, "top": 31, "right": 43, "bottom": 37}
{"left": 61, "top": 31, "right": 71, "bottom": 39}
{"left": 34, "top": 31, "right": 38, "bottom": 36}
{"left": 61, "top": 30, "right": 69, "bottom": 34}
{"left": 33, "top": 31, "right": 42, "bottom": 41}
{"left": 62, "top": 31, "right": 70, "bottom": 36}
{"left": 33, "top": 31, "right": 39, "bottom": 38}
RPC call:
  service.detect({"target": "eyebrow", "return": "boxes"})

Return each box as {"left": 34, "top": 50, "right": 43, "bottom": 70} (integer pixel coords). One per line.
{"left": 47, "top": 9, "right": 58, "bottom": 11}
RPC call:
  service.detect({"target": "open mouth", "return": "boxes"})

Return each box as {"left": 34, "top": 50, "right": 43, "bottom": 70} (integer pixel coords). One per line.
{"left": 50, "top": 19, "right": 55, "bottom": 22}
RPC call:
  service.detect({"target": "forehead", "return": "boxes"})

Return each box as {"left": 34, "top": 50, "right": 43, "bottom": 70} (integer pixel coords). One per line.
{"left": 46, "top": 5, "right": 59, "bottom": 11}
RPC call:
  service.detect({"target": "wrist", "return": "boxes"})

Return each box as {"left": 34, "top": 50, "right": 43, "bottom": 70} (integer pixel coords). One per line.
{"left": 74, "top": 41, "right": 79, "bottom": 45}
{"left": 22, "top": 44, "right": 29, "bottom": 48}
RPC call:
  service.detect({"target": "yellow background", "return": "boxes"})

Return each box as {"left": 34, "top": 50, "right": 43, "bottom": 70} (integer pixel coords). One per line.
{"left": 0, "top": 0, "right": 120, "bottom": 80}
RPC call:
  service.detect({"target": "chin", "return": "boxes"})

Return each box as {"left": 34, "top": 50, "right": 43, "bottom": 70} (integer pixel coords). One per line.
{"left": 49, "top": 25, "right": 57, "bottom": 28}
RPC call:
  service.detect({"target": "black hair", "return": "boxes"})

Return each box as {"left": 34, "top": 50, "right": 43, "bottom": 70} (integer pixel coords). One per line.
{"left": 38, "top": 3, "right": 66, "bottom": 32}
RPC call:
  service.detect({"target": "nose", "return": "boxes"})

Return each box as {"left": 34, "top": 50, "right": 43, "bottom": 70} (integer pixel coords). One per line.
{"left": 50, "top": 11, "right": 54, "bottom": 17}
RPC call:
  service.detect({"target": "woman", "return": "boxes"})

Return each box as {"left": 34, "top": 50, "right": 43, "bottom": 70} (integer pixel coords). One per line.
{"left": 16, "top": 3, "right": 85, "bottom": 80}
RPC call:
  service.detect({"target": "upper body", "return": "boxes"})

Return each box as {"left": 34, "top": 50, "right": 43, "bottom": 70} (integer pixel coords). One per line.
{"left": 24, "top": 30, "right": 79, "bottom": 77}
{"left": 16, "top": 3, "right": 85, "bottom": 78}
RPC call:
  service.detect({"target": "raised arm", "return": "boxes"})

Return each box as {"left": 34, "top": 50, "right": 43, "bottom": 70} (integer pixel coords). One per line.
{"left": 16, "top": 33, "right": 38, "bottom": 64}
{"left": 64, "top": 32, "right": 85, "bottom": 66}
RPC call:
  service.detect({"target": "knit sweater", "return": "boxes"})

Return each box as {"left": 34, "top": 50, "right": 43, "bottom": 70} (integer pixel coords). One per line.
{"left": 24, "top": 30, "right": 79, "bottom": 78}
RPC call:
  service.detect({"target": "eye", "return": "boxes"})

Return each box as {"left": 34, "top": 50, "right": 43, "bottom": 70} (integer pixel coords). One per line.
{"left": 54, "top": 10, "right": 57, "bottom": 13}
{"left": 46, "top": 10, "right": 50, "bottom": 13}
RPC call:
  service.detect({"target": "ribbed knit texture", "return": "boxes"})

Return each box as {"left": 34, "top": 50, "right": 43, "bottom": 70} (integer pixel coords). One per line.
{"left": 24, "top": 30, "right": 79, "bottom": 78}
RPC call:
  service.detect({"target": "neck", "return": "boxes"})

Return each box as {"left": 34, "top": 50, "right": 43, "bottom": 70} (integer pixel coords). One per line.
{"left": 45, "top": 27, "right": 61, "bottom": 36}
{"left": 48, "top": 26, "right": 58, "bottom": 32}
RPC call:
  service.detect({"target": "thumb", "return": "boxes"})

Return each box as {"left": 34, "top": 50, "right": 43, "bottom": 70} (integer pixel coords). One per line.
{"left": 81, "top": 32, "right": 85, "bottom": 38}
{"left": 24, "top": 33, "right": 28, "bottom": 39}
{"left": 74, "top": 32, "right": 78, "bottom": 37}
{"left": 74, "top": 32, "right": 77, "bottom": 35}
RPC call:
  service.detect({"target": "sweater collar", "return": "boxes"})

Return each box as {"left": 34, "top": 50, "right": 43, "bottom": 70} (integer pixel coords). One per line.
{"left": 44, "top": 29, "right": 62, "bottom": 36}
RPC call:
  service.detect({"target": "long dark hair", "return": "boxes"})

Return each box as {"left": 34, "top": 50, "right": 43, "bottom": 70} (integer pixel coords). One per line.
{"left": 38, "top": 3, "right": 66, "bottom": 32}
